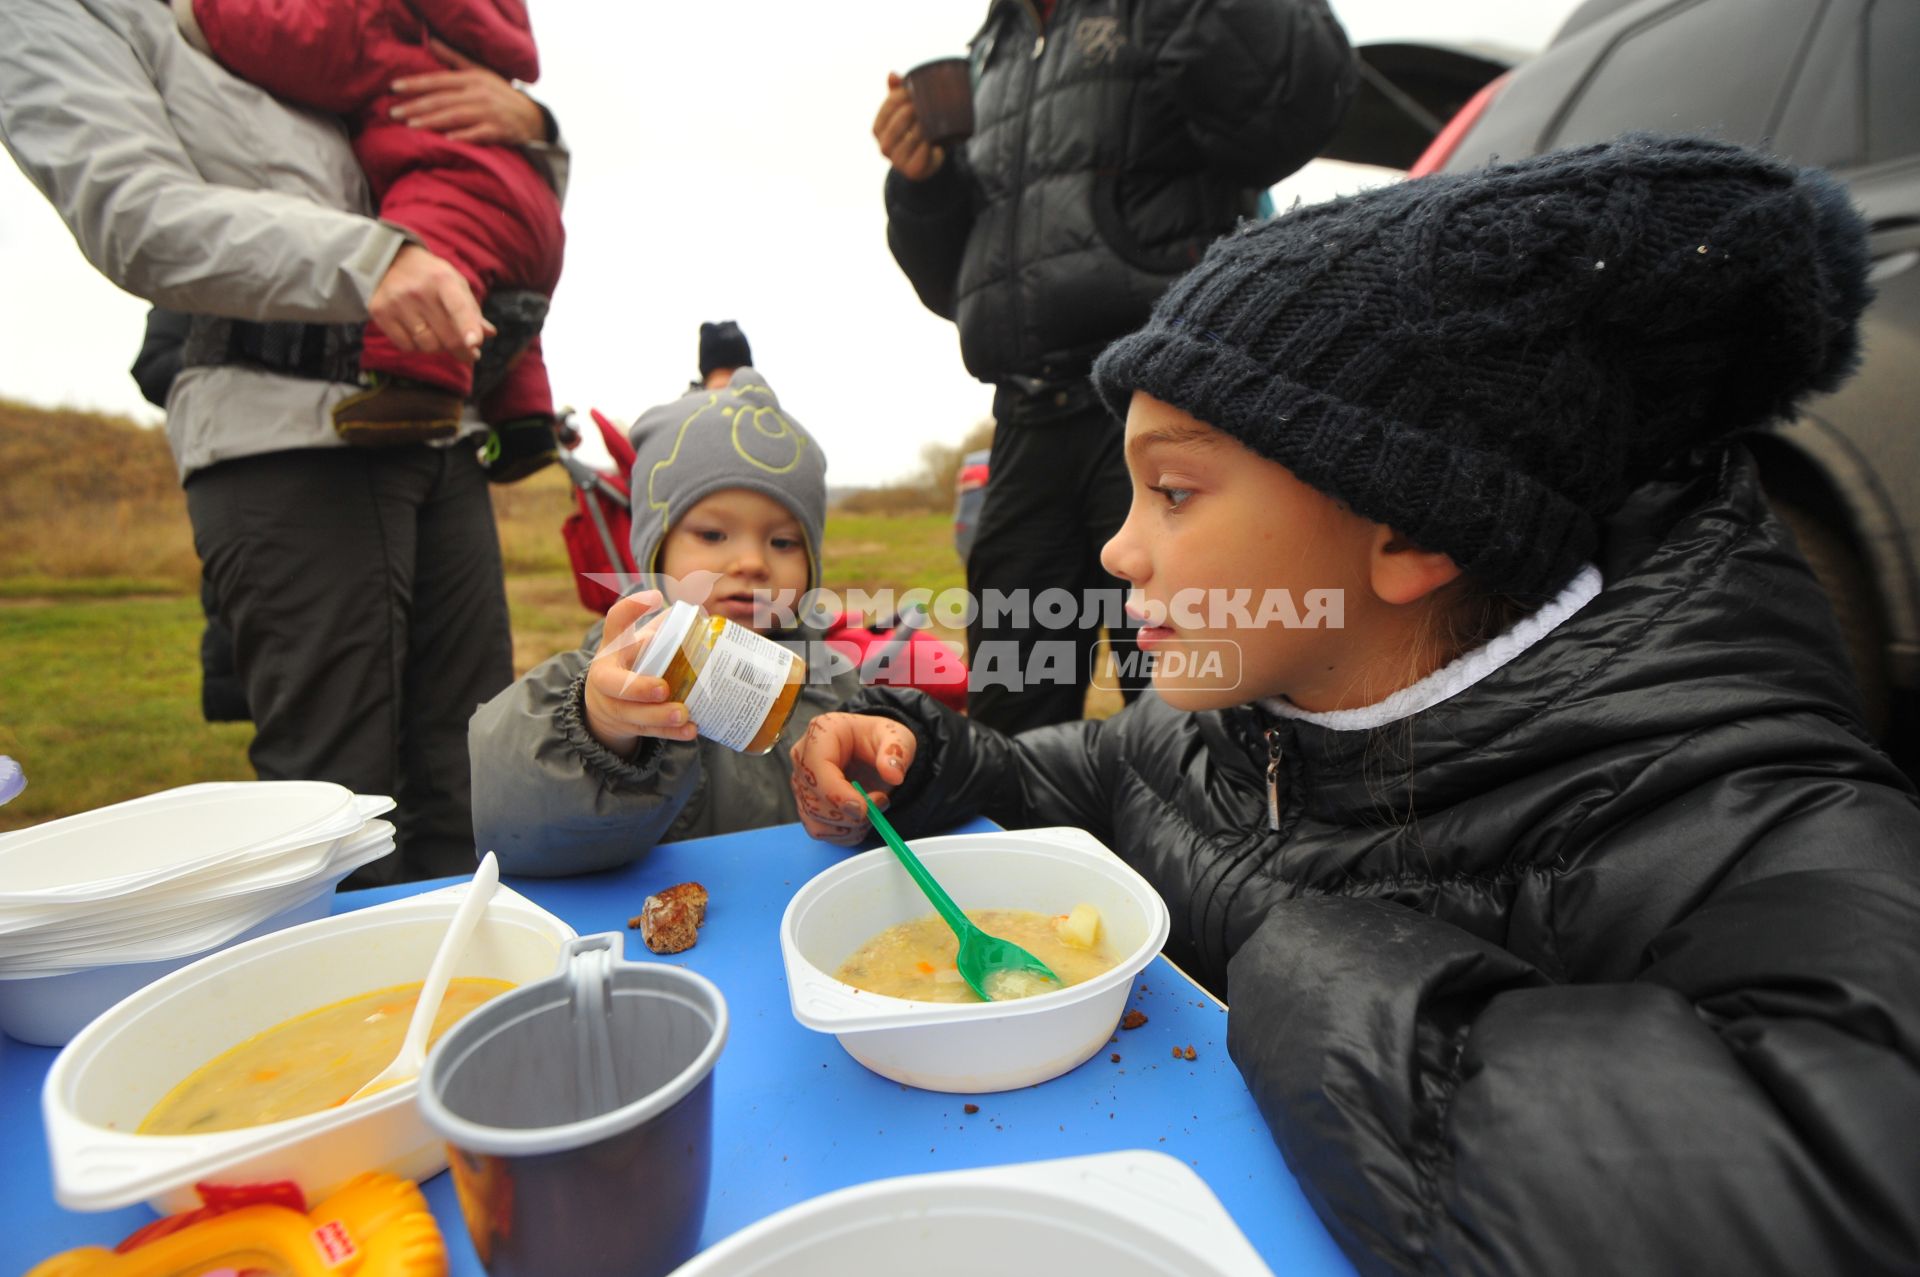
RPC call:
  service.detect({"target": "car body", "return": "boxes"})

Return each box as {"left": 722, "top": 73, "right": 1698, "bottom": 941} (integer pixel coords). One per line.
{"left": 1328, "top": 0, "right": 1919, "bottom": 739}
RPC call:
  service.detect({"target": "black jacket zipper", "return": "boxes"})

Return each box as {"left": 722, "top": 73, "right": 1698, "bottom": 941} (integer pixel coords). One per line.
{"left": 1265, "top": 727, "right": 1285, "bottom": 833}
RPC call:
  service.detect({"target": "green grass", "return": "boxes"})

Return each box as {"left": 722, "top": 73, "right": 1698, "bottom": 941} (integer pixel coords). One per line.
{"left": 0, "top": 597, "right": 253, "bottom": 831}
{"left": 820, "top": 512, "right": 966, "bottom": 602}
{"left": 0, "top": 576, "right": 186, "bottom": 600}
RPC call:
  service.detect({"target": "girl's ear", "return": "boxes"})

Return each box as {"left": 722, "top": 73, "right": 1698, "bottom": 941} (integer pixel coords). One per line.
{"left": 1369, "top": 526, "right": 1462, "bottom": 605}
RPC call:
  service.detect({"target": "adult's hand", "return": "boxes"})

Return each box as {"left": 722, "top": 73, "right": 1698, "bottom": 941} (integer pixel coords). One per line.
{"left": 584, "top": 590, "right": 699, "bottom": 755}
{"left": 789, "top": 712, "right": 917, "bottom": 844}
{"left": 388, "top": 38, "right": 548, "bottom": 145}
{"left": 873, "top": 72, "right": 946, "bottom": 182}
{"left": 369, "top": 243, "right": 493, "bottom": 361}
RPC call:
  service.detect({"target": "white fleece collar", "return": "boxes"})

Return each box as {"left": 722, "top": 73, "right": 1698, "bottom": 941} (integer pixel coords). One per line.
{"left": 1259, "top": 564, "right": 1603, "bottom": 732}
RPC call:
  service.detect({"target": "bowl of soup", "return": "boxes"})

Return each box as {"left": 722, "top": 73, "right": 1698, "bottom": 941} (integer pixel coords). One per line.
{"left": 778, "top": 826, "right": 1170, "bottom": 1093}
{"left": 42, "top": 882, "right": 576, "bottom": 1213}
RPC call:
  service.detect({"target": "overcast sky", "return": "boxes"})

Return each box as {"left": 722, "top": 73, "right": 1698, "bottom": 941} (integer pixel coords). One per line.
{"left": 0, "top": 1, "right": 1584, "bottom": 486}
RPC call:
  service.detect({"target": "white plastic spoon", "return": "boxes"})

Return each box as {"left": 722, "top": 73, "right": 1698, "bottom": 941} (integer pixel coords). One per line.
{"left": 347, "top": 851, "right": 501, "bottom": 1103}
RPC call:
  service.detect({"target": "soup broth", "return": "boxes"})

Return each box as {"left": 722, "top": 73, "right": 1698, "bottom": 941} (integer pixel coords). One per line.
{"left": 834, "top": 909, "right": 1118, "bottom": 1003}
{"left": 140, "top": 977, "right": 513, "bottom": 1134}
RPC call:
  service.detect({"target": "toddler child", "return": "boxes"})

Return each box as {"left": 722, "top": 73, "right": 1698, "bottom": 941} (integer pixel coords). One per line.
{"left": 175, "top": 0, "right": 565, "bottom": 480}
{"left": 789, "top": 136, "right": 1920, "bottom": 1274}
{"left": 470, "top": 369, "right": 863, "bottom": 874}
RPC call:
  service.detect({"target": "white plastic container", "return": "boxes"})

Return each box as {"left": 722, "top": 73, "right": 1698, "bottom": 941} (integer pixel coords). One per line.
{"left": 0, "top": 782, "right": 362, "bottom": 906}
{"left": 666, "top": 1150, "right": 1274, "bottom": 1276}
{"left": 0, "top": 823, "right": 397, "bottom": 1045}
{"left": 41, "top": 883, "right": 576, "bottom": 1213}
{"left": 779, "top": 826, "right": 1170, "bottom": 1093}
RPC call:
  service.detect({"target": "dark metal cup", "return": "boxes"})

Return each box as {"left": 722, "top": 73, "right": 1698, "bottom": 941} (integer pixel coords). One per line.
{"left": 904, "top": 56, "right": 975, "bottom": 147}
{"left": 418, "top": 934, "right": 728, "bottom": 1277}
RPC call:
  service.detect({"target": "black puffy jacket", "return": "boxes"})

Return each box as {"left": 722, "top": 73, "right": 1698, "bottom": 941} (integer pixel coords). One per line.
{"left": 885, "top": 0, "right": 1354, "bottom": 384}
{"left": 856, "top": 449, "right": 1920, "bottom": 1275}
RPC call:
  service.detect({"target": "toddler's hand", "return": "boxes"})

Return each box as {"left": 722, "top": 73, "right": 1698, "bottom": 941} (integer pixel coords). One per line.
{"left": 789, "top": 712, "right": 916, "bottom": 845}
{"left": 584, "top": 590, "right": 699, "bottom": 756}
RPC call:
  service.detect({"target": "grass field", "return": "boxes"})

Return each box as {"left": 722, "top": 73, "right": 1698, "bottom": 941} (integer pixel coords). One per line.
{"left": 0, "top": 399, "right": 1117, "bottom": 832}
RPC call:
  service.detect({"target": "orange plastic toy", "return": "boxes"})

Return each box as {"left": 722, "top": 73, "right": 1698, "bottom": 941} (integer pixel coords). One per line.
{"left": 28, "top": 1172, "right": 446, "bottom": 1277}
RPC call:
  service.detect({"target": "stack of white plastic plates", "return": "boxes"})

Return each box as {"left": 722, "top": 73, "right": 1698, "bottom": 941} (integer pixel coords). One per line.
{"left": 0, "top": 781, "right": 397, "bottom": 1045}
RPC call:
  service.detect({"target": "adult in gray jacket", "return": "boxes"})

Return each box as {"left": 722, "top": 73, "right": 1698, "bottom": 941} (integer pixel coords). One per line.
{"left": 0, "top": 0, "right": 565, "bottom": 881}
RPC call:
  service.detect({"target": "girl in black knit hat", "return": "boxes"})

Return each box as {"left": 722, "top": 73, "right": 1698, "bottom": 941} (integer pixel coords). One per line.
{"left": 791, "top": 135, "right": 1919, "bottom": 1275}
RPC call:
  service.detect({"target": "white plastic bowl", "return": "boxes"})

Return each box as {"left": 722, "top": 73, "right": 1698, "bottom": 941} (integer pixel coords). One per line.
{"left": 0, "top": 815, "right": 395, "bottom": 966}
{"left": 779, "top": 826, "right": 1170, "bottom": 1093}
{"left": 667, "top": 1150, "right": 1274, "bottom": 1276}
{"left": 0, "top": 825, "right": 398, "bottom": 1044}
{"left": 42, "top": 882, "right": 576, "bottom": 1212}
{"left": 0, "top": 782, "right": 364, "bottom": 905}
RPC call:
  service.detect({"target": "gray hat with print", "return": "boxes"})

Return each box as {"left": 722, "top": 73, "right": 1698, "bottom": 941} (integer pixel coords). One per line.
{"left": 627, "top": 368, "right": 827, "bottom": 591}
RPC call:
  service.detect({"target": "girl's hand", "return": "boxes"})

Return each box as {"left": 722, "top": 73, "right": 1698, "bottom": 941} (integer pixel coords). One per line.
{"left": 584, "top": 590, "right": 699, "bottom": 755}
{"left": 789, "top": 713, "right": 917, "bottom": 845}
{"left": 389, "top": 38, "right": 548, "bottom": 145}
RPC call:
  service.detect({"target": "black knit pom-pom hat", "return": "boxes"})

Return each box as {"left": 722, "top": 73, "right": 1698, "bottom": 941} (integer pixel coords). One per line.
{"left": 1092, "top": 134, "right": 1872, "bottom": 599}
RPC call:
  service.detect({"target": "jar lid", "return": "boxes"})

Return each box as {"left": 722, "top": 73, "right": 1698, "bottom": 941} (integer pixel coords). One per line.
{"left": 631, "top": 599, "right": 702, "bottom": 680}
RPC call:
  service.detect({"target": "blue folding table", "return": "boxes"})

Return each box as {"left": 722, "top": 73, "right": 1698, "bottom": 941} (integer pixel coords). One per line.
{"left": 0, "top": 817, "right": 1354, "bottom": 1275}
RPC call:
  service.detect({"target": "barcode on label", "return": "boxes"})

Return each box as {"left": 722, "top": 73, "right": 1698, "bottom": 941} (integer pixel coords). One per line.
{"left": 725, "top": 654, "right": 774, "bottom": 694}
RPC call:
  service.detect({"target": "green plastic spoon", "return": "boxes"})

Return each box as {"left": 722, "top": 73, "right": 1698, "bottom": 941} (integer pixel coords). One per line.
{"left": 851, "top": 780, "right": 1059, "bottom": 1002}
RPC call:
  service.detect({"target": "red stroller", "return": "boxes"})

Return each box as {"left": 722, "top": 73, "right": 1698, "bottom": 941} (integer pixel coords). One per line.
{"left": 557, "top": 410, "right": 970, "bottom": 711}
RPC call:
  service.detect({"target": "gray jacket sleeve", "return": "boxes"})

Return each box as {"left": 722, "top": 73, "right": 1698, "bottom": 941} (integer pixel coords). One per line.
{"left": 468, "top": 625, "right": 704, "bottom": 878}
{"left": 0, "top": 0, "right": 403, "bottom": 320}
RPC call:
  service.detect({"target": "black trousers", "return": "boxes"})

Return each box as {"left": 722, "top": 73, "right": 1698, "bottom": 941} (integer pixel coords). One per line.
{"left": 185, "top": 445, "right": 512, "bottom": 883}
{"left": 965, "top": 382, "right": 1147, "bottom": 733}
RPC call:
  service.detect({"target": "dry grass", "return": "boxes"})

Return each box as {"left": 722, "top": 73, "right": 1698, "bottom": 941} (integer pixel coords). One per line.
{"left": 0, "top": 398, "right": 200, "bottom": 595}
{"left": 489, "top": 463, "right": 577, "bottom": 576}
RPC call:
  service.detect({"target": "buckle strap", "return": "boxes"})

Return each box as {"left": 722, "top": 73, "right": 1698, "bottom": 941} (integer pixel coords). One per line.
{"left": 182, "top": 315, "right": 363, "bottom": 384}
{"left": 179, "top": 288, "right": 551, "bottom": 390}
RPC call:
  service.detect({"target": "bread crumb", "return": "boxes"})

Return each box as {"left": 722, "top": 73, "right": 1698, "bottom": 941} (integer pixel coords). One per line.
{"left": 1120, "top": 1009, "right": 1147, "bottom": 1030}
{"left": 963, "top": 1103, "right": 979, "bottom": 1114}
{"left": 1172, "top": 1045, "right": 1182, "bottom": 1059}
{"left": 1182, "top": 1044, "right": 1197, "bottom": 1061}
{"left": 1109, "top": 1052, "right": 1121, "bottom": 1063}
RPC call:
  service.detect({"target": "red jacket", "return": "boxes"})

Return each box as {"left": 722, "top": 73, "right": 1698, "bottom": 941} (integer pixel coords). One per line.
{"left": 187, "top": 0, "right": 563, "bottom": 414}
{"left": 186, "top": 0, "right": 557, "bottom": 241}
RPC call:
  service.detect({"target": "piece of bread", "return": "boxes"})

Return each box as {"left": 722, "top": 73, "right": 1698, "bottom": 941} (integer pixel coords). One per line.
{"left": 629, "top": 881, "right": 710, "bottom": 954}
{"left": 653, "top": 881, "right": 708, "bottom": 926}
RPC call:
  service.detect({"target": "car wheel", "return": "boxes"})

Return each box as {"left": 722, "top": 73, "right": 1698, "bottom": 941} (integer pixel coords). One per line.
{"left": 1768, "top": 496, "right": 1893, "bottom": 739}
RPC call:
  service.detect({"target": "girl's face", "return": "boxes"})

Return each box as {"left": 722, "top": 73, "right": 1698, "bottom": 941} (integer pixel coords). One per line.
{"left": 1099, "top": 393, "right": 1403, "bottom": 712}
{"left": 657, "top": 488, "right": 810, "bottom": 631}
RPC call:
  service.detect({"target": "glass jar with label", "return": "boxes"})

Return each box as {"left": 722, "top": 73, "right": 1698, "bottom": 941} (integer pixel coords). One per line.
{"left": 631, "top": 600, "right": 806, "bottom": 754}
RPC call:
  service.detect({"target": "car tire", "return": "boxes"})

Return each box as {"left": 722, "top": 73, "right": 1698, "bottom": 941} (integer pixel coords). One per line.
{"left": 1767, "top": 496, "right": 1893, "bottom": 739}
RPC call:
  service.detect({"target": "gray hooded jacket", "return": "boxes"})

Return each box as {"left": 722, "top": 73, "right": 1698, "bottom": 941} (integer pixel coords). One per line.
{"left": 468, "top": 618, "right": 862, "bottom": 877}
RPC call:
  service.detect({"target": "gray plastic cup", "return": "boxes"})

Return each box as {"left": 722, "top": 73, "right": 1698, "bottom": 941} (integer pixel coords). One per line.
{"left": 904, "top": 56, "right": 974, "bottom": 146}
{"left": 418, "top": 933, "right": 728, "bottom": 1276}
